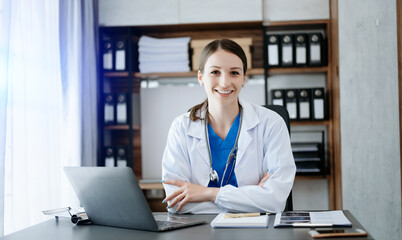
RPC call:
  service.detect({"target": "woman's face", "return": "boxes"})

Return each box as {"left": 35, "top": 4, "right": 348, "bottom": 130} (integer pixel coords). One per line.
{"left": 198, "top": 49, "right": 246, "bottom": 107}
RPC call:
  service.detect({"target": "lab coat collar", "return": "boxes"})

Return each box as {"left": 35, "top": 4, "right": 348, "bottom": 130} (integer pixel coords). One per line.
{"left": 186, "top": 99, "right": 260, "bottom": 166}
{"left": 236, "top": 99, "right": 259, "bottom": 163}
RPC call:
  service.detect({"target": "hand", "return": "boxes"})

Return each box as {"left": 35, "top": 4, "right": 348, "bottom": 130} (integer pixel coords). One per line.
{"left": 258, "top": 170, "right": 274, "bottom": 187}
{"left": 162, "top": 179, "right": 219, "bottom": 213}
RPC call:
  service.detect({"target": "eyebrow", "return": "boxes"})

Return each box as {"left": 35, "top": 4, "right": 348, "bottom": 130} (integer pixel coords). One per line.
{"left": 208, "top": 66, "right": 243, "bottom": 71}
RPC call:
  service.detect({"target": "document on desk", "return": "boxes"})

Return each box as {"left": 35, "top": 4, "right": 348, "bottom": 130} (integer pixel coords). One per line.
{"left": 211, "top": 213, "right": 269, "bottom": 228}
{"left": 274, "top": 210, "right": 352, "bottom": 228}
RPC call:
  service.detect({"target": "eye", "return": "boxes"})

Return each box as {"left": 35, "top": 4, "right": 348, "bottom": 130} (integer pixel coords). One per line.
{"left": 231, "top": 71, "right": 240, "bottom": 75}
{"left": 211, "top": 70, "right": 220, "bottom": 75}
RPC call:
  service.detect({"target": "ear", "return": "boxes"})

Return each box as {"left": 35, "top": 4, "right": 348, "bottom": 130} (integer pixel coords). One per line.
{"left": 198, "top": 70, "right": 204, "bottom": 86}
{"left": 242, "top": 73, "right": 247, "bottom": 86}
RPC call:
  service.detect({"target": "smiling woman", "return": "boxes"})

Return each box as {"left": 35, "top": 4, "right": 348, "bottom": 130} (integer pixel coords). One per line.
{"left": 161, "top": 39, "right": 296, "bottom": 214}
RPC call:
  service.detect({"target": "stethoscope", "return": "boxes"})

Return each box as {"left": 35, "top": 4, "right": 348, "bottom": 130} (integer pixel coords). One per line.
{"left": 204, "top": 106, "right": 243, "bottom": 187}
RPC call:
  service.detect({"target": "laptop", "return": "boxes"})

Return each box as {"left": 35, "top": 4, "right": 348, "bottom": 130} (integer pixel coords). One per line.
{"left": 63, "top": 167, "right": 206, "bottom": 231}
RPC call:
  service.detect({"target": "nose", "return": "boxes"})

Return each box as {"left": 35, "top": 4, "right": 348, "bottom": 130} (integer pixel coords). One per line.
{"left": 219, "top": 72, "right": 231, "bottom": 88}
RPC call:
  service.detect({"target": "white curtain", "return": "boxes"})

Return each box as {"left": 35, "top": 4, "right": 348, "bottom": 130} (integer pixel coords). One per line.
{"left": 0, "top": 0, "right": 97, "bottom": 235}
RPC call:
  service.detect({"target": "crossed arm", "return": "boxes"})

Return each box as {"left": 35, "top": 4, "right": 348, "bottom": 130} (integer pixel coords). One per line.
{"left": 162, "top": 171, "right": 273, "bottom": 212}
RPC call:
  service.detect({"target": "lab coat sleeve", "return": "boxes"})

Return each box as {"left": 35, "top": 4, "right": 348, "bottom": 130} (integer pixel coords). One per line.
{"left": 214, "top": 116, "right": 296, "bottom": 213}
{"left": 161, "top": 117, "right": 220, "bottom": 214}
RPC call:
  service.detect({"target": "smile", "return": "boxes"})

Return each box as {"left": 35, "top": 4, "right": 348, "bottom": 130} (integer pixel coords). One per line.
{"left": 215, "top": 89, "right": 233, "bottom": 94}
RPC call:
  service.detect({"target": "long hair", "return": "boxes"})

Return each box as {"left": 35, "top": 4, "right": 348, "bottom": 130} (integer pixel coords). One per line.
{"left": 189, "top": 39, "right": 247, "bottom": 121}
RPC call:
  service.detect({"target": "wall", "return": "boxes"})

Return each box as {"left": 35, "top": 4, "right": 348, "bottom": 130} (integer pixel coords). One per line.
{"left": 338, "top": 0, "right": 401, "bottom": 239}
{"left": 263, "top": 0, "right": 329, "bottom": 22}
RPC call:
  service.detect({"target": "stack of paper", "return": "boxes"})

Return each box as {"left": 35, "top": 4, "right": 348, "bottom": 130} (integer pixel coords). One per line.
{"left": 138, "top": 36, "right": 191, "bottom": 73}
{"left": 211, "top": 213, "right": 269, "bottom": 228}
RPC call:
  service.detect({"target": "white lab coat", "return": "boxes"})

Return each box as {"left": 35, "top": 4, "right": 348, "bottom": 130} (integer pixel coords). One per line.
{"left": 162, "top": 99, "right": 296, "bottom": 214}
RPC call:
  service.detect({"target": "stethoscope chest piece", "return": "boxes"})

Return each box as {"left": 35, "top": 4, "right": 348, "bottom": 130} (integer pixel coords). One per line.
{"left": 209, "top": 170, "right": 219, "bottom": 182}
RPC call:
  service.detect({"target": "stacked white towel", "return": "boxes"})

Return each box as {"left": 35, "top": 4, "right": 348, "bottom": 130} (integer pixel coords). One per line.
{"left": 138, "top": 36, "right": 191, "bottom": 73}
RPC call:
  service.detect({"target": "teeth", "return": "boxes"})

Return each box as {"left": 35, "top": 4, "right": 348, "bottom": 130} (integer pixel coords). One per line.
{"left": 216, "top": 90, "right": 232, "bottom": 94}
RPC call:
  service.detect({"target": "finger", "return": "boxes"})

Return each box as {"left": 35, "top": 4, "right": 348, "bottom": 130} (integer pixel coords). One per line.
{"left": 176, "top": 196, "right": 189, "bottom": 213}
{"left": 164, "top": 188, "right": 183, "bottom": 202}
{"left": 168, "top": 192, "right": 186, "bottom": 208}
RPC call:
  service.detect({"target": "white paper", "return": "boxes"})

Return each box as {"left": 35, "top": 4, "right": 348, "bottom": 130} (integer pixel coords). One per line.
{"left": 105, "top": 157, "right": 115, "bottom": 167}
{"left": 103, "top": 52, "right": 113, "bottom": 70}
{"left": 115, "top": 50, "right": 126, "bottom": 70}
{"left": 282, "top": 46, "right": 293, "bottom": 64}
{"left": 296, "top": 46, "right": 307, "bottom": 64}
{"left": 299, "top": 102, "right": 310, "bottom": 119}
{"left": 116, "top": 103, "right": 127, "bottom": 124}
{"left": 268, "top": 45, "right": 279, "bottom": 65}
{"left": 104, "top": 104, "right": 114, "bottom": 122}
{"left": 310, "top": 45, "right": 321, "bottom": 63}
{"left": 211, "top": 213, "right": 269, "bottom": 228}
{"left": 287, "top": 102, "right": 297, "bottom": 119}
{"left": 310, "top": 211, "right": 351, "bottom": 226}
{"left": 313, "top": 99, "right": 324, "bottom": 119}
{"left": 117, "top": 159, "right": 127, "bottom": 167}
{"left": 272, "top": 99, "right": 284, "bottom": 106}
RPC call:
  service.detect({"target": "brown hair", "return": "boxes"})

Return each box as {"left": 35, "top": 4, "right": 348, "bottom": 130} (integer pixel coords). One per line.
{"left": 189, "top": 39, "right": 248, "bottom": 121}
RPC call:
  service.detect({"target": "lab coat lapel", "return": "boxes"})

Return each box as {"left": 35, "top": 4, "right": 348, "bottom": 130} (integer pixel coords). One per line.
{"left": 237, "top": 100, "right": 259, "bottom": 164}
{"left": 187, "top": 111, "right": 210, "bottom": 167}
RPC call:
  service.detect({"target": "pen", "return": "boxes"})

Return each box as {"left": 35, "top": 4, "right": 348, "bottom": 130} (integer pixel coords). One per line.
{"left": 223, "top": 213, "right": 271, "bottom": 219}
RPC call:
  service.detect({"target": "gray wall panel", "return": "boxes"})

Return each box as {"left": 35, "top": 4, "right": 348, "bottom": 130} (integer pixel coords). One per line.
{"left": 338, "top": 0, "right": 401, "bottom": 239}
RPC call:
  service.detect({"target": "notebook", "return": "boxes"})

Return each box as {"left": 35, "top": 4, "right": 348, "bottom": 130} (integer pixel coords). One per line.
{"left": 64, "top": 167, "right": 205, "bottom": 231}
{"left": 211, "top": 213, "right": 269, "bottom": 228}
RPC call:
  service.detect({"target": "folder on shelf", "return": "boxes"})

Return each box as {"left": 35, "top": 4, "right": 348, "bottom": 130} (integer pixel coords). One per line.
{"left": 102, "top": 39, "right": 113, "bottom": 71}
{"left": 116, "top": 146, "right": 128, "bottom": 167}
{"left": 104, "top": 94, "right": 115, "bottom": 125}
{"left": 312, "top": 88, "right": 325, "bottom": 120}
{"left": 116, "top": 93, "right": 128, "bottom": 124}
{"left": 114, "top": 39, "right": 127, "bottom": 71}
{"left": 104, "top": 147, "right": 115, "bottom": 167}
{"left": 271, "top": 89, "right": 285, "bottom": 106}
{"left": 280, "top": 34, "right": 294, "bottom": 67}
{"left": 267, "top": 34, "right": 280, "bottom": 67}
{"left": 295, "top": 34, "right": 307, "bottom": 66}
{"left": 297, "top": 89, "right": 312, "bottom": 120}
{"left": 308, "top": 33, "right": 323, "bottom": 66}
{"left": 285, "top": 89, "right": 298, "bottom": 120}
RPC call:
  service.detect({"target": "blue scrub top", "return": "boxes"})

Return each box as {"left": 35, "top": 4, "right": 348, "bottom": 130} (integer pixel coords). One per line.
{"left": 207, "top": 113, "right": 240, "bottom": 188}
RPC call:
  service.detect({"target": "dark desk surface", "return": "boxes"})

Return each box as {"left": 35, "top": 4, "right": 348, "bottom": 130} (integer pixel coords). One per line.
{"left": 1, "top": 210, "right": 373, "bottom": 240}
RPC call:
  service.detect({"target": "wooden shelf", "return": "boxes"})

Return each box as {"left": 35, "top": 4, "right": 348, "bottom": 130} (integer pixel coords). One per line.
{"left": 268, "top": 66, "right": 328, "bottom": 75}
{"left": 104, "top": 72, "right": 129, "bottom": 77}
{"left": 104, "top": 125, "right": 140, "bottom": 130}
{"left": 139, "top": 182, "right": 164, "bottom": 190}
{"left": 104, "top": 68, "right": 265, "bottom": 79}
{"left": 265, "top": 19, "right": 330, "bottom": 27}
{"left": 291, "top": 120, "right": 330, "bottom": 126}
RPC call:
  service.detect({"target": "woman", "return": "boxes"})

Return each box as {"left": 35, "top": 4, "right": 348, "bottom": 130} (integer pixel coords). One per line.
{"left": 162, "top": 39, "right": 296, "bottom": 214}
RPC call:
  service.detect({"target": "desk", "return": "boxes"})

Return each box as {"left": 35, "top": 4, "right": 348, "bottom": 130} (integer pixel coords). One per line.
{"left": 1, "top": 211, "right": 373, "bottom": 240}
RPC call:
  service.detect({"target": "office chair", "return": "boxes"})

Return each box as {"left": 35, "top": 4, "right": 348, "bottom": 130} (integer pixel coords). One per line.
{"left": 265, "top": 105, "right": 293, "bottom": 212}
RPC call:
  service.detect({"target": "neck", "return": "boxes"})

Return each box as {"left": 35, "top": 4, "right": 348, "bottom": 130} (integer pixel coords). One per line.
{"left": 207, "top": 100, "right": 240, "bottom": 139}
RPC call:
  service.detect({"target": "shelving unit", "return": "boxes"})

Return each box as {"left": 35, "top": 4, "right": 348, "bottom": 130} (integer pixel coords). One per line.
{"left": 263, "top": 19, "right": 336, "bottom": 208}
{"left": 97, "top": 19, "right": 338, "bottom": 209}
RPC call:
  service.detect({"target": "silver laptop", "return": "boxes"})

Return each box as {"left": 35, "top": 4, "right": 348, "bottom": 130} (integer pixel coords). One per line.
{"left": 64, "top": 167, "right": 205, "bottom": 231}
